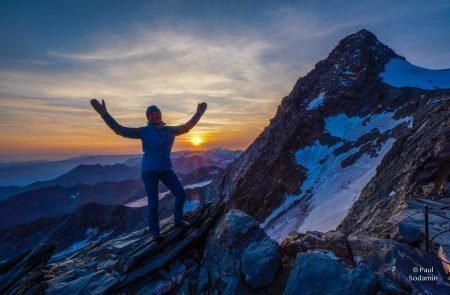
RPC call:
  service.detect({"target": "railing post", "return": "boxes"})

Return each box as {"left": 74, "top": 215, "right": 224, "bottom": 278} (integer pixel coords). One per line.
{"left": 424, "top": 205, "right": 429, "bottom": 252}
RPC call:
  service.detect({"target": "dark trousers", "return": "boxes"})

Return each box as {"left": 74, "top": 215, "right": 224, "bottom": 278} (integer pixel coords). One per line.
{"left": 141, "top": 169, "right": 187, "bottom": 235}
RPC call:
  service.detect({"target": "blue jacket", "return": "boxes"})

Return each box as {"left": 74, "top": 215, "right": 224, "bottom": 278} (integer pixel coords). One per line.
{"left": 101, "top": 112, "right": 202, "bottom": 172}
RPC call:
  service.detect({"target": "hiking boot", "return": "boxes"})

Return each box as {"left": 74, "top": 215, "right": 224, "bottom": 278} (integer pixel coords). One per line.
{"left": 174, "top": 221, "right": 191, "bottom": 230}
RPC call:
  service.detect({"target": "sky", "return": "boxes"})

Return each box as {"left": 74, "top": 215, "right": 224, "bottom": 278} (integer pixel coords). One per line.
{"left": 1, "top": 0, "right": 449, "bottom": 161}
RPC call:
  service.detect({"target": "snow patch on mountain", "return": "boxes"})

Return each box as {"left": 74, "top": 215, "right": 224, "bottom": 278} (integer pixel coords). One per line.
{"left": 325, "top": 112, "right": 411, "bottom": 141}
{"left": 306, "top": 93, "right": 326, "bottom": 110}
{"left": 380, "top": 58, "right": 450, "bottom": 90}
{"left": 263, "top": 111, "right": 413, "bottom": 241}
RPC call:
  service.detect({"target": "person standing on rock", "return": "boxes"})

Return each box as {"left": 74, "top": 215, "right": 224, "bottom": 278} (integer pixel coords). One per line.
{"left": 91, "top": 98, "right": 207, "bottom": 241}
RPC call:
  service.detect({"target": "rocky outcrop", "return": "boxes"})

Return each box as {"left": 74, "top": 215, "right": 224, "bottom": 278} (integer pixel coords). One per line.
{"left": 0, "top": 201, "right": 224, "bottom": 294}
{"left": 280, "top": 230, "right": 450, "bottom": 294}
{"left": 241, "top": 237, "right": 281, "bottom": 289}
{"left": 4, "top": 198, "right": 449, "bottom": 294}
{"left": 280, "top": 230, "right": 354, "bottom": 267}
{"left": 284, "top": 252, "right": 378, "bottom": 295}
{"left": 1, "top": 204, "right": 283, "bottom": 294}
{"left": 348, "top": 234, "right": 450, "bottom": 294}
{"left": 198, "top": 209, "right": 281, "bottom": 293}
{"left": 378, "top": 197, "right": 450, "bottom": 289}
{"left": 338, "top": 97, "right": 450, "bottom": 236}
{"left": 0, "top": 203, "right": 148, "bottom": 260}
{"left": 0, "top": 242, "right": 56, "bottom": 294}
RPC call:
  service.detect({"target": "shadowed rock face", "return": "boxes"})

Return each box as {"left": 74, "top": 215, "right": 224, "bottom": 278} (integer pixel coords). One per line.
{"left": 336, "top": 97, "right": 450, "bottom": 235}
{"left": 198, "top": 209, "right": 281, "bottom": 293}
{"left": 0, "top": 201, "right": 225, "bottom": 295}
{"left": 284, "top": 252, "right": 378, "bottom": 295}
{"left": 206, "top": 28, "right": 450, "bottom": 240}
{"left": 3, "top": 200, "right": 450, "bottom": 294}
{"left": 279, "top": 227, "right": 450, "bottom": 294}
{"left": 0, "top": 203, "right": 149, "bottom": 261}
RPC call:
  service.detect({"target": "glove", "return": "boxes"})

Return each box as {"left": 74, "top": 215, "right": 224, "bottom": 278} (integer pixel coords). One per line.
{"left": 197, "top": 102, "right": 207, "bottom": 115}
{"left": 90, "top": 99, "right": 108, "bottom": 116}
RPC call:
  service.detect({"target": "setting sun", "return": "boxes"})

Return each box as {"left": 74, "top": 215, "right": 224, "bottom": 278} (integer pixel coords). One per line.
{"left": 191, "top": 135, "right": 204, "bottom": 146}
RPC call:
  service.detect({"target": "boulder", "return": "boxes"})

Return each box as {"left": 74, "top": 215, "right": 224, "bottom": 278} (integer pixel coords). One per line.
{"left": 347, "top": 234, "right": 450, "bottom": 294}
{"left": 281, "top": 230, "right": 351, "bottom": 257}
{"left": 241, "top": 237, "right": 281, "bottom": 288}
{"left": 199, "top": 209, "right": 280, "bottom": 293}
{"left": 283, "top": 252, "right": 378, "bottom": 295}
{"left": 280, "top": 230, "right": 354, "bottom": 267}
{"left": 389, "top": 222, "right": 424, "bottom": 245}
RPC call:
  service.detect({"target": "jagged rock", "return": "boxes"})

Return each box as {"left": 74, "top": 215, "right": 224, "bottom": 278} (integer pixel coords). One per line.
{"left": 347, "top": 234, "right": 450, "bottom": 294}
{"left": 135, "top": 279, "right": 175, "bottom": 295}
{"left": 3, "top": 263, "right": 48, "bottom": 295}
{"left": 197, "top": 266, "right": 209, "bottom": 293}
{"left": 241, "top": 237, "right": 281, "bottom": 288}
{"left": 46, "top": 270, "right": 117, "bottom": 295}
{"left": 375, "top": 273, "right": 410, "bottom": 295}
{"left": 283, "top": 252, "right": 378, "bottom": 295}
{"left": 199, "top": 209, "right": 280, "bottom": 293}
{"left": 0, "top": 242, "right": 56, "bottom": 294}
{"left": 178, "top": 277, "right": 191, "bottom": 295}
{"left": 382, "top": 198, "right": 450, "bottom": 255}
{"left": 280, "top": 230, "right": 354, "bottom": 267}
{"left": 338, "top": 102, "right": 450, "bottom": 236}
{"left": 281, "top": 230, "right": 350, "bottom": 257}
{"left": 1, "top": 202, "right": 224, "bottom": 294}
{"left": 169, "top": 260, "right": 187, "bottom": 284}
{"left": 213, "top": 209, "right": 266, "bottom": 248}
{"left": 389, "top": 221, "right": 424, "bottom": 245}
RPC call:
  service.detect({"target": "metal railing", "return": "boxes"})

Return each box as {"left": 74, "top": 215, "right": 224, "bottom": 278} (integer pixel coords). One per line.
{"left": 376, "top": 204, "right": 450, "bottom": 269}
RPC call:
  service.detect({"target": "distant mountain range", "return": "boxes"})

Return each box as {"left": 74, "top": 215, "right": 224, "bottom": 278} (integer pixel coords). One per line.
{"left": 0, "top": 148, "right": 242, "bottom": 187}
{"left": 0, "top": 165, "right": 222, "bottom": 229}
{"left": 0, "top": 148, "right": 242, "bottom": 199}
{"left": 0, "top": 181, "right": 210, "bottom": 260}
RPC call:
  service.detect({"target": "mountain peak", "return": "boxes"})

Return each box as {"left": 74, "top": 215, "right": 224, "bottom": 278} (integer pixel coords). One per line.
{"left": 355, "top": 28, "right": 377, "bottom": 39}
{"left": 326, "top": 29, "right": 403, "bottom": 67}
{"left": 284, "top": 29, "right": 406, "bottom": 102}
{"left": 338, "top": 29, "right": 384, "bottom": 50}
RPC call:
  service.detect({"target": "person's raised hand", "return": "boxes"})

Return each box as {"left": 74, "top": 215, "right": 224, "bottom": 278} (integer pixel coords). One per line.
{"left": 197, "top": 102, "right": 207, "bottom": 115}
{"left": 90, "top": 98, "right": 108, "bottom": 116}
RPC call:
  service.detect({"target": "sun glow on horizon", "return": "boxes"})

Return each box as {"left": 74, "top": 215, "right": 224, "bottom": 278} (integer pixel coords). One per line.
{"left": 190, "top": 135, "right": 204, "bottom": 146}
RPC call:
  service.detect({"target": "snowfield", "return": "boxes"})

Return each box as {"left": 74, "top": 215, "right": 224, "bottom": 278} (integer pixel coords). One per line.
{"left": 380, "top": 58, "right": 450, "bottom": 90}
{"left": 263, "top": 111, "right": 413, "bottom": 241}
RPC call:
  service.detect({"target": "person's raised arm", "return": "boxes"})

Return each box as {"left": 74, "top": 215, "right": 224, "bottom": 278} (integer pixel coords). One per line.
{"left": 169, "top": 102, "right": 207, "bottom": 136}
{"left": 90, "top": 98, "right": 142, "bottom": 139}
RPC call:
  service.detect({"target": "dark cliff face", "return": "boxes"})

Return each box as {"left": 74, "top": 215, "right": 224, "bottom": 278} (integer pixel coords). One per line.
{"left": 337, "top": 93, "right": 450, "bottom": 235}
{"left": 207, "top": 29, "right": 450, "bottom": 240}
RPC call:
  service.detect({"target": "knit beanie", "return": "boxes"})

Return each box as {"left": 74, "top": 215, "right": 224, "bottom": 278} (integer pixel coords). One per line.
{"left": 146, "top": 105, "right": 161, "bottom": 119}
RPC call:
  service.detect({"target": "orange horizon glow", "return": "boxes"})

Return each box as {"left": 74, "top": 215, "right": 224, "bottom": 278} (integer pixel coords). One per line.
{"left": 0, "top": 121, "right": 260, "bottom": 161}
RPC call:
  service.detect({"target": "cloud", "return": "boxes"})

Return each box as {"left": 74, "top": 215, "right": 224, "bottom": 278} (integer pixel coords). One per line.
{"left": 1, "top": 0, "right": 450, "bottom": 160}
